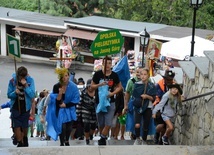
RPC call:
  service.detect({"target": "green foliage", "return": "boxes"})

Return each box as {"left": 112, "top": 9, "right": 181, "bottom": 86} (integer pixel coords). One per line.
{"left": 115, "top": 0, "right": 213, "bottom": 30}
{"left": 0, "top": 0, "right": 213, "bottom": 30}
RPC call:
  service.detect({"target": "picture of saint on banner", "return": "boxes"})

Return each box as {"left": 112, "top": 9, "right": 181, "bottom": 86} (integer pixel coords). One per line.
{"left": 147, "top": 39, "right": 162, "bottom": 59}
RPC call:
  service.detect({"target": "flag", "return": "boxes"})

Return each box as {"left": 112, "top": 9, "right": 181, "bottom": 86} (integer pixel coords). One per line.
{"left": 112, "top": 55, "right": 130, "bottom": 89}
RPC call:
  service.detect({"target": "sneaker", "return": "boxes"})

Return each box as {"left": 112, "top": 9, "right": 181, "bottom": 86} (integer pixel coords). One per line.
{"left": 158, "top": 139, "right": 163, "bottom": 145}
{"left": 46, "top": 136, "right": 51, "bottom": 141}
{"left": 17, "top": 141, "right": 23, "bottom": 147}
{"left": 60, "top": 143, "right": 64, "bottom": 146}
{"left": 11, "top": 135, "right": 17, "bottom": 145}
{"left": 86, "top": 139, "right": 90, "bottom": 145}
{"left": 23, "top": 137, "right": 29, "bottom": 147}
{"left": 90, "top": 135, "right": 93, "bottom": 140}
{"left": 120, "top": 136, "right": 125, "bottom": 140}
{"left": 134, "top": 138, "right": 142, "bottom": 145}
{"left": 98, "top": 137, "right": 106, "bottom": 145}
{"left": 79, "top": 136, "right": 84, "bottom": 140}
{"left": 65, "top": 141, "right": 70, "bottom": 146}
{"left": 162, "top": 136, "right": 169, "bottom": 145}
{"left": 154, "top": 133, "right": 160, "bottom": 144}
{"left": 141, "top": 140, "right": 147, "bottom": 145}
{"left": 40, "top": 136, "right": 46, "bottom": 141}
{"left": 130, "top": 133, "right": 136, "bottom": 140}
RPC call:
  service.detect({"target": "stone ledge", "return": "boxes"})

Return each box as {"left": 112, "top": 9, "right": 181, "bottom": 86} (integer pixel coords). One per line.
{"left": 178, "top": 61, "right": 195, "bottom": 81}
{"left": 204, "top": 51, "right": 214, "bottom": 65}
{"left": 191, "top": 57, "right": 209, "bottom": 77}
{"left": 0, "top": 145, "right": 213, "bottom": 155}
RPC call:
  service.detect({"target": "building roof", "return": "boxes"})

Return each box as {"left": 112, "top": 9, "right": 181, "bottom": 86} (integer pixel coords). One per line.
{"left": 151, "top": 26, "right": 214, "bottom": 40}
{"left": 0, "top": 7, "right": 71, "bottom": 28}
{"left": 0, "top": 6, "right": 32, "bottom": 18}
{"left": 64, "top": 16, "right": 214, "bottom": 41}
{"left": 64, "top": 16, "right": 167, "bottom": 34}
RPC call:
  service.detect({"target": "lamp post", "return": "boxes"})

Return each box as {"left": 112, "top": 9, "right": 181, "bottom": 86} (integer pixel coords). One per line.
{"left": 190, "top": 0, "right": 203, "bottom": 57}
{"left": 38, "top": 0, "right": 41, "bottom": 13}
{"left": 140, "top": 28, "right": 150, "bottom": 67}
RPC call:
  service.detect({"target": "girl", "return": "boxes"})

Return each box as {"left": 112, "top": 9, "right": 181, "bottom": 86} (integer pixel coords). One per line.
{"left": 46, "top": 68, "right": 80, "bottom": 146}
{"left": 132, "top": 68, "right": 156, "bottom": 145}
{"left": 76, "top": 79, "right": 97, "bottom": 145}
{"left": 152, "top": 82, "right": 182, "bottom": 145}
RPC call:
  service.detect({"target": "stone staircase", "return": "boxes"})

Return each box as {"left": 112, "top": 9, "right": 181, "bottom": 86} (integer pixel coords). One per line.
{"left": 173, "top": 51, "right": 214, "bottom": 145}
{"left": 0, "top": 138, "right": 214, "bottom": 155}
{"left": 0, "top": 137, "right": 136, "bottom": 148}
{"left": 1, "top": 135, "right": 161, "bottom": 148}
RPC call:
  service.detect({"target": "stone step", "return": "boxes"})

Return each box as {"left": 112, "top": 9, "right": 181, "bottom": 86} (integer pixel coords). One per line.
{"left": 0, "top": 144, "right": 213, "bottom": 155}
{"left": 0, "top": 138, "right": 156, "bottom": 148}
{"left": 0, "top": 138, "right": 214, "bottom": 155}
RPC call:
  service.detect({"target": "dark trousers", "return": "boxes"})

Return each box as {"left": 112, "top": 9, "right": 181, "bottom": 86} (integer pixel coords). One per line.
{"left": 83, "top": 122, "right": 96, "bottom": 133}
{"left": 59, "top": 121, "right": 73, "bottom": 145}
{"left": 134, "top": 108, "right": 152, "bottom": 141}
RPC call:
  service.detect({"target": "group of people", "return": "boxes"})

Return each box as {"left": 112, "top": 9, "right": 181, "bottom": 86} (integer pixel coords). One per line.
{"left": 123, "top": 64, "right": 182, "bottom": 145}
{"left": 2, "top": 55, "right": 182, "bottom": 147}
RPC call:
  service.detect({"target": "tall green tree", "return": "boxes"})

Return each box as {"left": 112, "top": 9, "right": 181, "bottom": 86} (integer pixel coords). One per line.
{"left": 115, "top": 0, "right": 214, "bottom": 30}
{"left": 0, "top": 0, "right": 213, "bottom": 30}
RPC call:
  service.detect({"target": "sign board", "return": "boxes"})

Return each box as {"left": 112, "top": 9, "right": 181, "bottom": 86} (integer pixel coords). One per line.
{"left": 90, "top": 29, "right": 124, "bottom": 57}
{"left": 7, "top": 34, "right": 21, "bottom": 61}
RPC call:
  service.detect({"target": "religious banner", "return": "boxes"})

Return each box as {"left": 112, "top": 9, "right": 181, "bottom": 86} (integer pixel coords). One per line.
{"left": 146, "top": 39, "right": 163, "bottom": 76}
{"left": 90, "top": 29, "right": 124, "bottom": 58}
{"left": 147, "top": 38, "right": 162, "bottom": 60}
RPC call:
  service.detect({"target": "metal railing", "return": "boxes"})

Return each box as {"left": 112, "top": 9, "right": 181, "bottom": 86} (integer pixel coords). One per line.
{"left": 182, "top": 91, "right": 214, "bottom": 102}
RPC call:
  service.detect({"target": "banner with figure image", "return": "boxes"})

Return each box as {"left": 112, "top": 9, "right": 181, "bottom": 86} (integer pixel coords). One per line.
{"left": 146, "top": 39, "right": 163, "bottom": 76}
{"left": 147, "top": 38, "right": 162, "bottom": 60}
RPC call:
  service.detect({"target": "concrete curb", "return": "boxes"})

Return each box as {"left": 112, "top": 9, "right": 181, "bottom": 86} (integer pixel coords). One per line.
{"left": 0, "top": 145, "right": 214, "bottom": 155}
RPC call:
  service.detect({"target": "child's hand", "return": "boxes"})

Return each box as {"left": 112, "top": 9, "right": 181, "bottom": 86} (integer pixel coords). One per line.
{"left": 40, "top": 117, "right": 45, "bottom": 123}
{"left": 181, "top": 95, "right": 186, "bottom": 101}
{"left": 141, "top": 94, "right": 147, "bottom": 99}
{"left": 58, "top": 88, "right": 64, "bottom": 95}
{"left": 152, "top": 114, "right": 156, "bottom": 119}
{"left": 122, "top": 108, "right": 128, "bottom": 115}
{"left": 59, "top": 102, "right": 66, "bottom": 108}
{"left": 15, "top": 89, "right": 21, "bottom": 95}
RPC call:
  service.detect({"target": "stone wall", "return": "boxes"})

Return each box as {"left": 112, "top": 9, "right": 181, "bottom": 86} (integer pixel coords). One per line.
{"left": 173, "top": 51, "right": 214, "bottom": 145}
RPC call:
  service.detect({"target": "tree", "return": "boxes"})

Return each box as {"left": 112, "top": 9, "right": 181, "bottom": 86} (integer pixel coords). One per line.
{"left": 114, "top": 0, "right": 214, "bottom": 30}
{"left": 0, "top": 0, "right": 213, "bottom": 30}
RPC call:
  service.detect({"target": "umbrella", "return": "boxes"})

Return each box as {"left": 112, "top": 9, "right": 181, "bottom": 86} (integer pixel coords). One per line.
{"left": 161, "top": 36, "right": 214, "bottom": 60}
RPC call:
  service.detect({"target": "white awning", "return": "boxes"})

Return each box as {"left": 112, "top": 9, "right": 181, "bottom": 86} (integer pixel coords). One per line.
{"left": 64, "top": 29, "right": 97, "bottom": 40}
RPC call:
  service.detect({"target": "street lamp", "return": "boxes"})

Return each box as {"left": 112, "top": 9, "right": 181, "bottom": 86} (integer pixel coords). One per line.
{"left": 140, "top": 28, "right": 150, "bottom": 67}
{"left": 190, "top": 0, "right": 203, "bottom": 57}
{"left": 38, "top": 0, "right": 41, "bottom": 13}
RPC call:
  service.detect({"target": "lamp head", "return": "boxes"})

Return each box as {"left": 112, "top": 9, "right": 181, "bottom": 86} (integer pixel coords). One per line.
{"left": 190, "top": 0, "right": 203, "bottom": 7}
{"left": 140, "top": 28, "right": 150, "bottom": 47}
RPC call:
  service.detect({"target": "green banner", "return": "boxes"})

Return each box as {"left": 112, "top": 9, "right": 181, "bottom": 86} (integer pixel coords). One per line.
{"left": 90, "top": 29, "right": 124, "bottom": 57}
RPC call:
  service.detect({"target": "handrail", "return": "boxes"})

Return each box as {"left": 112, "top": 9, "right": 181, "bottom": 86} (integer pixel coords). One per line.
{"left": 182, "top": 91, "right": 214, "bottom": 102}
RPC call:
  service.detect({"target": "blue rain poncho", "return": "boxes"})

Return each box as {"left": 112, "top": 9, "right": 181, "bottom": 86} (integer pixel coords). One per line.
{"left": 96, "top": 80, "right": 110, "bottom": 113}
{"left": 46, "top": 81, "right": 80, "bottom": 141}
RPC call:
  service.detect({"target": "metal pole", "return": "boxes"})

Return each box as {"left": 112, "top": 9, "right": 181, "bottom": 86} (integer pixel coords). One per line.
{"left": 142, "top": 45, "right": 145, "bottom": 67}
{"left": 38, "top": 0, "right": 41, "bottom": 13}
{"left": 190, "top": 7, "right": 197, "bottom": 57}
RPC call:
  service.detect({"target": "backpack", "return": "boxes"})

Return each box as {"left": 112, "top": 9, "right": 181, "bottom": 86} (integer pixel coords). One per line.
{"left": 115, "top": 90, "right": 124, "bottom": 114}
{"left": 131, "top": 78, "right": 136, "bottom": 84}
